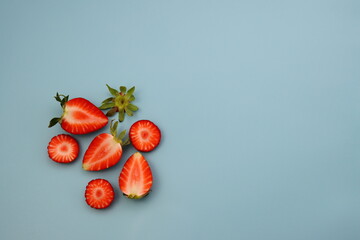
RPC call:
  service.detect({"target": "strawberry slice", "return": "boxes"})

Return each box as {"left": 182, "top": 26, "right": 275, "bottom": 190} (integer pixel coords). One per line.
{"left": 47, "top": 134, "right": 79, "bottom": 163}
{"left": 85, "top": 179, "right": 115, "bottom": 209}
{"left": 82, "top": 121, "right": 129, "bottom": 171}
{"left": 119, "top": 152, "right": 153, "bottom": 199}
{"left": 129, "top": 120, "right": 161, "bottom": 152}
{"left": 49, "top": 93, "right": 108, "bottom": 135}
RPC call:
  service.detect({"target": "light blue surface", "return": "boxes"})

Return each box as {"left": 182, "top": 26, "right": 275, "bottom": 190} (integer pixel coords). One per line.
{"left": 1, "top": 0, "right": 360, "bottom": 239}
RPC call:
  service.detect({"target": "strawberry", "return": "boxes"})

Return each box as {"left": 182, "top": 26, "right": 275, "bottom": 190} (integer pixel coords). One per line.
{"left": 99, "top": 84, "right": 139, "bottom": 122}
{"left": 85, "top": 179, "right": 115, "bottom": 209}
{"left": 129, "top": 120, "right": 161, "bottom": 152}
{"left": 48, "top": 93, "right": 108, "bottom": 134}
{"left": 82, "top": 121, "right": 129, "bottom": 171}
{"left": 119, "top": 152, "right": 153, "bottom": 199}
{"left": 47, "top": 134, "right": 79, "bottom": 163}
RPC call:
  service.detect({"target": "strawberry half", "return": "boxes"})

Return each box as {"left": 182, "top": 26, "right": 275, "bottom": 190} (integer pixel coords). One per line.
{"left": 119, "top": 152, "right": 153, "bottom": 199}
{"left": 129, "top": 120, "right": 161, "bottom": 152}
{"left": 82, "top": 121, "right": 129, "bottom": 171}
{"left": 85, "top": 179, "right": 115, "bottom": 209}
{"left": 49, "top": 93, "right": 108, "bottom": 134}
{"left": 47, "top": 134, "right": 79, "bottom": 163}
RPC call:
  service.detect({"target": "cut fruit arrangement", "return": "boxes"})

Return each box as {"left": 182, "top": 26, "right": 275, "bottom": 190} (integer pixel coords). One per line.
{"left": 47, "top": 85, "right": 161, "bottom": 209}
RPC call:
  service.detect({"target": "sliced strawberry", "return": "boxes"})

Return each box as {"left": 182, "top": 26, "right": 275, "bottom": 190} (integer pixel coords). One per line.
{"left": 85, "top": 179, "right": 115, "bottom": 209}
{"left": 49, "top": 93, "right": 108, "bottom": 135}
{"left": 47, "top": 134, "right": 79, "bottom": 163}
{"left": 129, "top": 120, "right": 161, "bottom": 152}
{"left": 82, "top": 121, "right": 129, "bottom": 171}
{"left": 119, "top": 152, "right": 153, "bottom": 199}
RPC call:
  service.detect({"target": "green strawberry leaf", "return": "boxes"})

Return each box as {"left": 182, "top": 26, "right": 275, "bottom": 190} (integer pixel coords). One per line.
{"left": 120, "top": 86, "right": 127, "bottom": 94}
{"left": 99, "top": 102, "right": 115, "bottom": 110}
{"left": 125, "top": 107, "right": 133, "bottom": 116}
{"left": 106, "top": 84, "right": 119, "bottom": 96}
{"left": 118, "top": 130, "right": 127, "bottom": 140}
{"left": 118, "top": 110, "right": 125, "bottom": 122}
{"left": 127, "top": 103, "right": 138, "bottom": 112}
{"left": 48, "top": 117, "right": 61, "bottom": 128}
{"left": 102, "top": 97, "right": 114, "bottom": 103}
{"left": 125, "top": 86, "right": 135, "bottom": 98}
{"left": 110, "top": 120, "right": 118, "bottom": 136}
{"left": 54, "top": 93, "right": 61, "bottom": 102}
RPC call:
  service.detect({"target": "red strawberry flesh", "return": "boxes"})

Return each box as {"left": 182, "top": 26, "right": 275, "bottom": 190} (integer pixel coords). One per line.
{"left": 85, "top": 179, "right": 114, "bottom": 209}
{"left": 119, "top": 152, "right": 153, "bottom": 199}
{"left": 47, "top": 134, "right": 79, "bottom": 163}
{"left": 61, "top": 98, "right": 108, "bottom": 134}
{"left": 129, "top": 120, "right": 161, "bottom": 152}
{"left": 82, "top": 133, "right": 122, "bottom": 171}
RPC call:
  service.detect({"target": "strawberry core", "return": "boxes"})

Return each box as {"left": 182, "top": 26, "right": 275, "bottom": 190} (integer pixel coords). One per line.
{"left": 141, "top": 131, "right": 149, "bottom": 139}
{"left": 96, "top": 189, "right": 103, "bottom": 198}
{"left": 72, "top": 110, "right": 89, "bottom": 120}
{"left": 60, "top": 145, "right": 68, "bottom": 152}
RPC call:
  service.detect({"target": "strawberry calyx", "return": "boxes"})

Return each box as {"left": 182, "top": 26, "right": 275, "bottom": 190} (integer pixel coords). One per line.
{"left": 109, "top": 120, "right": 130, "bottom": 146}
{"left": 125, "top": 192, "right": 151, "bottom": 199}
{"left": 48, "top": 93, "right": 69, "bottom": 128}
{"left": 99, "top": 84, "right": 138, "bottom": 122}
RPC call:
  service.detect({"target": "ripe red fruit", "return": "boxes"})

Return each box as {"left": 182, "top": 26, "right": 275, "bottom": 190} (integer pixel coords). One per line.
{"left": 47, "top": 134, "right": 79, "bottom": 163}
{"left": 129, "top": 120, "right": 161, "bottom": 152}
{"left": 85, "top": 179, "right": 115, "bottom": 209}
{"left": 82, "top": 121, "right": 129, "bottom": 171}
{"left": 49, "top": 93, "right": 108, "bottom": 135}
{"left": 119, "top": 152, "right": 153, "bottom": 199}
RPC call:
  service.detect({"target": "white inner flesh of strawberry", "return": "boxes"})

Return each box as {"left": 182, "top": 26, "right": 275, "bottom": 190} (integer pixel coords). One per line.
{"left": 128, "top": 162, "right": 142, "bottom": 195}
{"left": 136, "top": 130, "right": 156, "bottom": 148}
{"left": 93, "top": 139, "right": 118, "bottom": 160}
{"left": 64, "top": 105, "right": 100, "bottom": 123}
{"left": 54, "top": 143, "right": 75, "bottom": 160}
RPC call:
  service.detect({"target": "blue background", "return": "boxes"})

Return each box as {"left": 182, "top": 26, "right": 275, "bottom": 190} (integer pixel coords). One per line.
{"left": 1, "top": 0, "right": 360, "bottom": 239}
